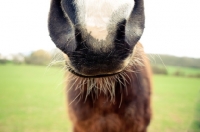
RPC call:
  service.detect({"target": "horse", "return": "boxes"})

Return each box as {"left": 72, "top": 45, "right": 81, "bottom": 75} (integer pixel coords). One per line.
{"left": 48, "top": 0, "right": 152, "bottom": 132}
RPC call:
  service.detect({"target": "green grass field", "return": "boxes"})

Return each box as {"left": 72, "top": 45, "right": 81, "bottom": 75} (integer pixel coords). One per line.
{"left": 0, "top": 64, "right": 200, "bottom": 132}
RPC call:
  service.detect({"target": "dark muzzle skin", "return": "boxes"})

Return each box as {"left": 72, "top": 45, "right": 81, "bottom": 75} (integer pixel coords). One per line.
{"left": 48, "top": 0, "right": 145, "bottom": 77}
{"left": 67, "top": 51, "right": 128, "bottom": 77}
{"left": 65, "top": 21, "right": 132, "bottom": 76}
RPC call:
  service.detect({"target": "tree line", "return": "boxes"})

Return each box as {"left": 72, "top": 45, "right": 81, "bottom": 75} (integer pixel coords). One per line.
{"left": 1, "top": 51, "right": 200, "bottom": 68}
{"left": 0, "top": 49, "right": 64, "bottom": 66}
{"left": 1, "top": 51, "right": 200, "bottom": 77}
{"left": 147, "top": 54, "right": 200, "bottom": 69}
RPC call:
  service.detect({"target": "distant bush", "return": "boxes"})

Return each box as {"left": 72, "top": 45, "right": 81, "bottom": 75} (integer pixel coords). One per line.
{"left": 13, "top": 59, "right": 23, "bottom": 65}
{"left": 12, "top": 53, "right": 25, "bottom": 65}
{"left": 151, "top": 65, "right": 168, "bottom": 75}
{"left": 25, "top": 50, "right": 51, "bottom": 65}
{"left": 173, "top": 70, "right": 185, "bottom": 77}
{"left": 172, "top": 69, "right": 200, "bottom": 78}
{"left": 187, "top": 73, "right": 200, "bottom": 78}
{"left": 0, "top": 59, "right": 7, "bottom": 64}
{"left": 195, "top": 74, "right": 200, "bottom": 78}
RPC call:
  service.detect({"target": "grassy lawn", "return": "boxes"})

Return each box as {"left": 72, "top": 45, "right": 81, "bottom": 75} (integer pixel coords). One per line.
{"left": 0, "top": 64, "right": 71, "bottom": 132}
{"left": 149, "top": 75, "right": 200, "bottom": 132}
{"left": 0, "top": 64, "right": 200, "bottom": 132}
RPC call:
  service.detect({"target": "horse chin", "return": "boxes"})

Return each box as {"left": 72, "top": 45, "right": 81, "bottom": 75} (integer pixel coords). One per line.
{"left": 65, "top": 54, "right": 133, "bottom": 78}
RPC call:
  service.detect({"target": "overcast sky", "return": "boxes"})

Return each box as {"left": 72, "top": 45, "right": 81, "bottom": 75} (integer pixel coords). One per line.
{"left": 0, "top": 0, "right": 200, "bottom": 58}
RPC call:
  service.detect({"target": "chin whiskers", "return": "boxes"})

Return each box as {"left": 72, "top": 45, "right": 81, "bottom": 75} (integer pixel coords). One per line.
{"left": 66, "top": 43, "right": 145, "bottom": 106}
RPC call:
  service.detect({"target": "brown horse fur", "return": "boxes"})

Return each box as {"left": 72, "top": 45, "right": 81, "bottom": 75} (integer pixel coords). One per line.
{"left": 48, "top": 0, "right": 152, "bottom": 131}
{"left": 65, "top": 43, "right": 152, "bottom": 132}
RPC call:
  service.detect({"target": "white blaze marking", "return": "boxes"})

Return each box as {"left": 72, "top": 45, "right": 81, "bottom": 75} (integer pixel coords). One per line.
{"left": 75, "top": 0, "right": 134, "bottom": 40}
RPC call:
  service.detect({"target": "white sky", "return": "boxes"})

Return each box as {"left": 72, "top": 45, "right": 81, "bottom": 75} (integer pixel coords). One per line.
{"left": 0, "top": 0, "right": 200, "bottom": 58}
